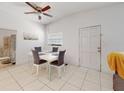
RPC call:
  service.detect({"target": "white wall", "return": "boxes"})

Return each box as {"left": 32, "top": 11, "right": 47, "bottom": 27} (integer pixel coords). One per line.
{"left": 47, "top": 3, "right": 124, "bottom": 73}
{"left": 0, "top": 8, "right": 46, "bottom": 64}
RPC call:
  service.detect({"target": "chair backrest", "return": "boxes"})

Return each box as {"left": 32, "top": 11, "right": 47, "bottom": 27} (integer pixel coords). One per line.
{"left": 34, "top": 47, "right": 42, "bottom": 52}
{"left": 58, "top": 50, "right": 66, "bottom": 66}
{"left": 32, "top": 50, "right": 40, "bottom": 64}
{"left": 52, "top": 47, "right": 58, "bottom": 52}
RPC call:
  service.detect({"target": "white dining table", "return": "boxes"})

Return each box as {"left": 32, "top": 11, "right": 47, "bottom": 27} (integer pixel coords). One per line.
{"left": 39, "top": 53, "right": 58, "bottom": 62}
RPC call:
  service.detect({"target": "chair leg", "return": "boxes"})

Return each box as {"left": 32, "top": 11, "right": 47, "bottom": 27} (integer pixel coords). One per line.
{"left": 36, "top": 65, "right": 39, "bottom": 75}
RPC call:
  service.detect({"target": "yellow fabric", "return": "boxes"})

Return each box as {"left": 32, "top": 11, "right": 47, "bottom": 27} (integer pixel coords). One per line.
{"left": 108, "top": 52, "right": 124, "bottom": 79}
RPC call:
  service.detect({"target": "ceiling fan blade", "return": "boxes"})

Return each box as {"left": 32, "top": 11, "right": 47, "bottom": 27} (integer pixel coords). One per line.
{"left": 32, "top": 2, "right": 38, "bottom": 8}
{"left": 42, "top": 5, "right": 51, "bottom": 12}
{"left": 25, "top": 2, "right": 38, "bottom": 11}
{"left": 24, "top": 11, "right": 37, "bottom": 14}
{"left": 43, "top": 13, "right": 53, "bottom": 17}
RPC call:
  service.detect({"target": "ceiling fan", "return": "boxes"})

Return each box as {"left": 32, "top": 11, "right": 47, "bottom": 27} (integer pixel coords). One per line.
{"left": 24, "top": 2, "right": 53, "bottom": 20}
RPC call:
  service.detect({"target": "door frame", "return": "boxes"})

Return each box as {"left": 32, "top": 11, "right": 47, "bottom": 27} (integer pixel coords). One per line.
{"left": 0, "top": 28, "right": 17, "bottom": 64}
{"left": 79, "top": 25, "right": 102, "bottom": 71}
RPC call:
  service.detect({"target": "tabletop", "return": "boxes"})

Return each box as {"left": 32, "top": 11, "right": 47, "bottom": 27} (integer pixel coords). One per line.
{"left": 39, "top": 53, "right": 58, "bottom": 62}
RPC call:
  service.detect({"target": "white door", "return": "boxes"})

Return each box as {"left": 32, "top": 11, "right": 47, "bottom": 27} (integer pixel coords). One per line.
{"left": 79, "top": 25, "right": 101, "bottom": 71}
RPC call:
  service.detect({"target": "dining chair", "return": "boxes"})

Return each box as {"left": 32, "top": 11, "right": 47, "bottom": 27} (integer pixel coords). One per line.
{"left": 52, "top": 47, "right": 58, "bottom": 52}
{"left": 34, "top": 47, "right": 42, "bottom": 52}
{"left": 49, "top": 50, "right": 66, "bottom": 79}
{"left": 32, "top": 49, "right": 47, "bottom": 75}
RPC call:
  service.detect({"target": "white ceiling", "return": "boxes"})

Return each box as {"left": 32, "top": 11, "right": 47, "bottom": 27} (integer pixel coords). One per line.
{"left": 0, "top": 2, "right": 119, "bottom": 25}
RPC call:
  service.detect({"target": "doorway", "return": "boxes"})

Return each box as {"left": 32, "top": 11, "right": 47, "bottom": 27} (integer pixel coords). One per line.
{"left": 0, "top": 28, "right": 16, "bottom": 69}
{"left": 79, "top": 25, "right": 101, "bottom": 71}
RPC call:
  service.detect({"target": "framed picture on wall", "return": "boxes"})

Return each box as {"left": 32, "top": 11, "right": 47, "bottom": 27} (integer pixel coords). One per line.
{"left": 23, "top": 32, "right": 38, "bottom": 40}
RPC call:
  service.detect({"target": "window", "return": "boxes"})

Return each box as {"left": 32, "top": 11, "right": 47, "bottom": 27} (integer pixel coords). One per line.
{"left": 47, "top": 32, "right": 63, "bottom": 46}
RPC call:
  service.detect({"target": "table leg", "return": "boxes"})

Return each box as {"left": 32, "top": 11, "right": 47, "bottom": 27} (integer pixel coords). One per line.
{"left": 48, "top": 63, "right": 51, "bottom": 81}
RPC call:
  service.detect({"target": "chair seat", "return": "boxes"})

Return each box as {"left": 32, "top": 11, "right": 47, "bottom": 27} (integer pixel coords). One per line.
{"left": 50, "top": 60, "right": 63, "bottom": 66}
{"left": 38, "top": 59, "right": 47, "bottom": 64}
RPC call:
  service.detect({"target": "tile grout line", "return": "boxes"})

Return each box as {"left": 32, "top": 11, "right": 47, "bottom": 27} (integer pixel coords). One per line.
{"left": 8, "top": 65, "right": 42, "bottom": 91}
{"left": 22, "top": 64, "right": 55, "bottom": 91}
{"left": 60, "top": 69, "right": 89, "bottom": 90}
{"left": 37, "top": 76, "right": 55, "bottom": 91}
{"left": 66, "top": 82, "right": 81, "bottom": 89}
{"left": 10, "top": 64, "right": 54, "bottom": 91}
{"left": 35, "top": 74, "right": 51, "bottom": 89}
{"left": 1, "top": 64, "right": 111, "bottom": 91}
{"left": 59, "top": 67, "right": 86, "bottom": 90}
{"left": 80, "top": 69, "right": 88, "bottom": 90}
{"left": 58, "top": 68, "right": 76, "bottom": 90}
{"left": 19, "top": 64, "right": 48, "bottom": 90}
{"left": 14, "top": 73, "right": 44, "bottom": 90}
{"left": 66, "top": 70, "right": 86, "bottom": 89}
{"left": 58, "top": 80, "right": 68, "bottom": 91}
{"left": 22, "top": 79, "right": 45, "bottom": 90}
{"left": 82, "top": 70, "right": 101, "bottom": 91}
{"left": 42, "top": 84, "right": 55, "bottom": 91}
{"left": 7, "top": 70, "right": 24, "bottom": 91}
{"left": 38, "top": 79, "right": 55, "bottom": 91}
{"left": 82, "top": 69, "right": 101, "bottom": 84}
{"left": 40, "top": 65, "right": 75, "bottom": 91}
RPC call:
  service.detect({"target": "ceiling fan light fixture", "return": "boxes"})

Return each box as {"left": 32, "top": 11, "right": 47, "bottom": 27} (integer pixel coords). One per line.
{"left": 38, "top": 15, "right": 41, "bottom": 20}
{"left": 25, "top": 2, "right": 53, "bottom": 21}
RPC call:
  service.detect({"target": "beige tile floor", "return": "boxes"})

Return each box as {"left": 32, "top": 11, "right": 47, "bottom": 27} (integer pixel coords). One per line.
{"left": 0, "top": 63, "right": 113, "bottom": 91}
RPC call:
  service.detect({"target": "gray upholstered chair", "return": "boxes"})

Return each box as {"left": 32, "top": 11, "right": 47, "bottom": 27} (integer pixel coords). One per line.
{"left": 52, "top": 47, "right": 58, "bottom": 52}
{"left": 32, "top": 50, "right": 47, "bottom": 75}
{"left": 113, "top": 73, "right": 124, "bottom": 91}
{"left": 49, "top": 50, "right": 66, "bottom": 79}
{"left": 34, "top": 47, "right": 42, "bottom": 52}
